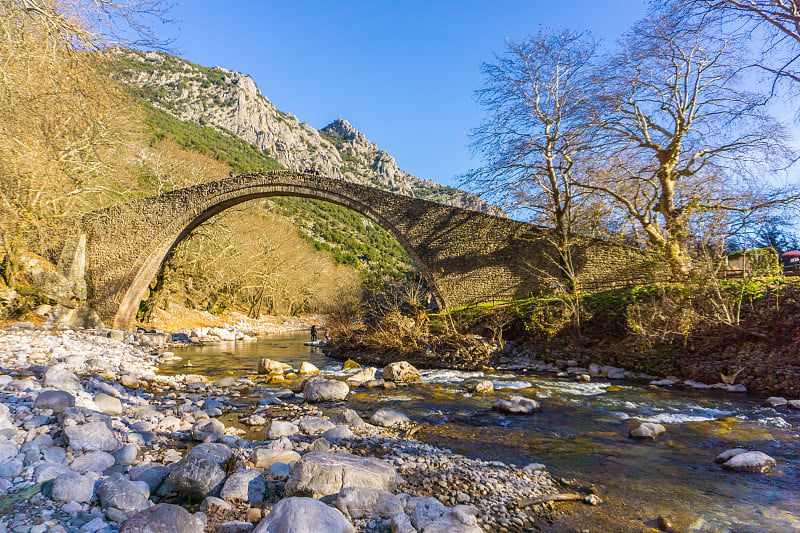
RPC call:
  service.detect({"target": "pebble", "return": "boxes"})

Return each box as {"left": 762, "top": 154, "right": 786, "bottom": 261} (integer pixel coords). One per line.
{"left": 0, "top": 327, "right": 583, "bottom": 533}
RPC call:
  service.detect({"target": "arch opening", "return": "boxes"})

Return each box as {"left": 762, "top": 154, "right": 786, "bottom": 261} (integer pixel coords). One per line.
{"left": 110, "top": 179, "right": 447, "bottom": 330}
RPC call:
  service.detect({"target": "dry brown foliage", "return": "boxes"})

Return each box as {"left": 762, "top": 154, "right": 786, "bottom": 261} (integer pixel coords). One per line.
{"left": 0, "top": 1, "right": 148, "bottom": 254}
{"left": 144, "top": 208, "right": 363, "bottom": 319}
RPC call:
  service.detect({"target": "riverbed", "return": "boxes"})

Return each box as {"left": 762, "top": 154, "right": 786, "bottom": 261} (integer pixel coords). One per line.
{"left": 167, "top": 332, "right": 800, "bottom": 532}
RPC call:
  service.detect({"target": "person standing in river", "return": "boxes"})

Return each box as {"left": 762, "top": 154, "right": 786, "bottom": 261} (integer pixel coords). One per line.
{"left": 310, "top": 324, "right": 317, "bottom": 342}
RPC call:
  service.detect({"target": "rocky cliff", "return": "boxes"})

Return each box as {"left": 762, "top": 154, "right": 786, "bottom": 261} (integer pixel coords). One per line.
{"left": 115, "top": 49, "right": 498, "bottom": 214}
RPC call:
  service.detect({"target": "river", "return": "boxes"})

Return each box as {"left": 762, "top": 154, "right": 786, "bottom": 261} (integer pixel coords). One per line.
{"left": 164, "top": 332, "right": 800, "bottom": 532}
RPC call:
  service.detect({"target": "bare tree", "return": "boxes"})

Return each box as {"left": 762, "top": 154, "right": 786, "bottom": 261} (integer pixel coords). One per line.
{"left": 13, "top": 0, "right": 175, "bottom": 50}
{"left": 464, "top": 29, "right": 606, "bottom": 287}
{"left": 673, "top": 0, "right": 800, "bottom": 91}
{"left": 582, "top": 10, "right": 796, "bottom": 277}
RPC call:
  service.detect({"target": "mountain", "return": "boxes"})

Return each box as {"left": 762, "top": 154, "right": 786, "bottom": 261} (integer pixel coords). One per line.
{"left": 113, "top": 49, "right": 498, "bottom": 214}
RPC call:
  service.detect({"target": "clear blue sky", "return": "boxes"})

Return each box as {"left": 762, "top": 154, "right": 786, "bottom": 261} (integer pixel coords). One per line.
{"left": 163, "top": 1, "right": 648, "bottom": 187}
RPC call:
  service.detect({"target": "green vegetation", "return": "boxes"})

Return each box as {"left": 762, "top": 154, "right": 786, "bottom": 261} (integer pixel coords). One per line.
{"left": 271, "top": 196, "right": 413, "bottom": 280}
{"left": 440, "top": 275, "right": 797, "bottom": 345}
{"left": 144, "top": 105, "right": 283, "bottom": 173}
{"left": 318, "top": 129, "right": 346, "bottom": 151}
{"left": 137, "top": 97, "right": 415, "bottom": 281}
{"left": 414, "top": 185, "right": 461, "bottom": 201}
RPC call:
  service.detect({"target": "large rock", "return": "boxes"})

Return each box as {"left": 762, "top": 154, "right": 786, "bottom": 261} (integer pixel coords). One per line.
{"left": 298, "top": 362, "right": 320, "bottom": 376}
{"left": 345, "top": 367, "right": 376, "bottom": 387}
{"left": 408, "top": 497, "right": 482, "bottom": 533}
{"left": 168, "top": 454, "right": 226, "bottom": 501}
{"left": 335, "top": 487, "right": 408, "bottom": 520}
{"left": 0, "top": 441, "right": 17, "bottom": 462}
{"left": 192, "top": 418, "right": 225, "bottom": 443}
{"left": 63, "top": 421, "right": 119, "bottom": 452}
{"left": 298, "top": 416, "right": 336, "bottom": 435}
{"left": 212, "top": 377, "right": 237, "bottom": 389}
{"left": 185, "top": 443, "right": 233, "bottom": 464}
{"left": 720, "top": 450, "right": 776, "bottom": 473}
{"left": 33, "top": 390, "right": 75, "bottom": 413}
{"left": 250, "top": 449, "right": 301, "bottom": 470}
{"left": 60, "top": 406, "right": 110, "bottom": 424}
{"left": 265, "top": 421, "right": 298, "bottom": 440}
{"left": 253, "top": 497, "right": 355, "bottom": 533}
{"left": 303, "top": 378, "right": 349, "bottom": 403}
{"left": 54, "top": 305, "right": 104, "bottom": 328}
{"left": 629, "top": 422, "right": 667, "bottom": 440}
{"left": 285, "top": 452, "right": 397, "bottom": 498}
{"left": 51, "top": 471, "right": 95, "bottom": 503}
{"left": 97, "top": 473, "right": 152, "bottom": 519}
{"left": 390, "top": 512, "right": 416, "bottom": 533}
{"left": 322, "top": 426, "right": 355, "bottom": 440}
{"left": 0, "top": 457, "right": 23, "bottom": 479}
{"left": 220, "top": 469, "right": 266, "bottom": 504}
{"left": 468, "top": 380, "right": 494, "bottom": 394}
{"left": 60, "top": 407, "right": 119, "bottom": 452}
{"left": 120, "top": 375, "right": 140, "bottom": 389}
{"left": 0, "top": 404, "right": 13, "bottom": 431}
{"left": 714, "top": 448, "right": 750, "bottom": 464}
{"left": 370, "top": 408, "right": 410, "bottom": 427}
{"left": 41, "top": 446, "right": 68, "bottom": 465}
{"left": 209, "top": 327, "right": 236, "bottom": 342}
{"left": 267, "top": 462, "right": 292, "bottom": 481}
{"left": 44, "top": 364, "right": 81, "bottom": 391}
{"left": 492, "top": 395, "right": 540, "bottom": 414}
{"left": 33, "top": 461, "right": 71, "bottom": 483}
{"left": 130, "top": 464, "right": 170, "bottom": 492}
{"left": 20, "top": 255, "right": 81, "bottom": 307}
{"left": 242, "top": 414, "right": 267, "bottom": 426}
{"left": 71, "top": 450, "right": 115, "bottom": 472}
{"left": 332, "top": 409, "right": 366, "bottom": 428}
{"left": 120, "top": 503, "right": 205, "bottom": 533}
{"left": 257, "top": 359, "right": 292, "bottom": 375}
{"left": 382, "top": 362, "right": 420, "bottom": 383}
{"left": 217, "top": 521, "right": 254, "bottom": 533}
{"left": 114, "top": 444, "right": 140, "bottom": 466}
{"left": 764, "top": 396, "right": 787, "bottom": 407}
{"left": 93, "top": 393, "right": 123, "bottom": 415}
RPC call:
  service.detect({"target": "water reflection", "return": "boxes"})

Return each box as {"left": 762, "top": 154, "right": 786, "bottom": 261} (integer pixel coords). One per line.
{"left": 163, "top": 332, "right": 338, "bottom": 377}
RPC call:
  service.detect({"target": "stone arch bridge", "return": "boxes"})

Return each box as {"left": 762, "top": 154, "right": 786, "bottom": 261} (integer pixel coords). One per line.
{"left": 67, "top": 171, "right": 665, "bottom": 330}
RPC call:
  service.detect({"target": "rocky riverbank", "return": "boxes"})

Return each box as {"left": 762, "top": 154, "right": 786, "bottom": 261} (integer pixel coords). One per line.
{"left": 0, "top": 324, "right": 572, "bottom": 533}
{"left": 326, "top": 336, "right": 774, "bottom": 397}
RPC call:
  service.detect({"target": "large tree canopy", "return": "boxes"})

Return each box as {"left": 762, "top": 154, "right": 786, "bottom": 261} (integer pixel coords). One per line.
{"left": 583, "top": 10, "right": 795, "bottom": 276}
{"left": 464, "top": 29, "right": 617, "bottom": 287}
{"left": 466, "top": 8, "right": 798, "bottom": 280}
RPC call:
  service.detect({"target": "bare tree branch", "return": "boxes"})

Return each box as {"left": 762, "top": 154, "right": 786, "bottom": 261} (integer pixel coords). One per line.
{"left": 582, "top": 7, "right": 796, "bottom": 276}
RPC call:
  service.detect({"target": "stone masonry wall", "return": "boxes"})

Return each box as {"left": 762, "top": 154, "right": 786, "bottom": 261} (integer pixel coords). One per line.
{"left": 80, "top": 171, "right": 670, "bottom": 329}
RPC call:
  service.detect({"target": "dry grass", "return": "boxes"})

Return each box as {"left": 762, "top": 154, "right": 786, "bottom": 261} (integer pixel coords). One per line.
{"left": 142, "top": 304, "right": 323, "bottom": 334}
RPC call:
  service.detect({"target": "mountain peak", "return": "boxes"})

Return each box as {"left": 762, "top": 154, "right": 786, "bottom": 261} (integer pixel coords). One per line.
{"left": 321, "top": 118, "right": 367, "bottom": 145}
{"left": 117, "top": 49, "right": 501, "bottom": 214}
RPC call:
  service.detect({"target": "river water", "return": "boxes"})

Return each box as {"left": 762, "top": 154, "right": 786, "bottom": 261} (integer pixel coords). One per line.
{"left": 165, "top": 332, "right": 800, "bottom": 532}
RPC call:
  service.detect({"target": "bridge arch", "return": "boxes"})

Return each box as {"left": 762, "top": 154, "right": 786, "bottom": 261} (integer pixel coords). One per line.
{"left": 79, "top": 170, "right": 668, "bottom": 331}
{"left": 84, "top": 172, "right": 447, "bottom": 330}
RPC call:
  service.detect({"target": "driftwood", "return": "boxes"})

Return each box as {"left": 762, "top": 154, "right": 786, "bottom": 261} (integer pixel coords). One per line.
{"left": 516, "top": 492, "right": 584, "bottom": 507}
{"left": 405, "top": 423, "right": 426, "bottom": 438}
